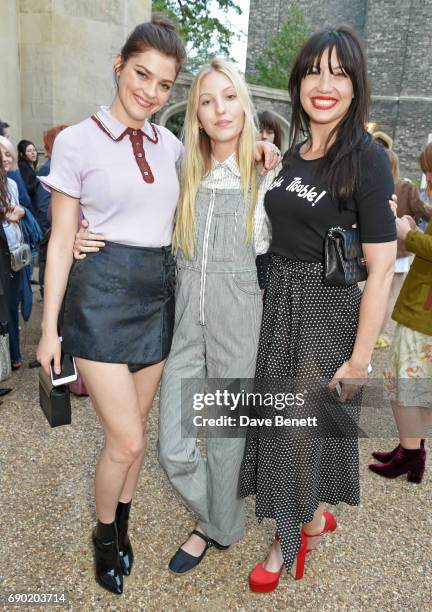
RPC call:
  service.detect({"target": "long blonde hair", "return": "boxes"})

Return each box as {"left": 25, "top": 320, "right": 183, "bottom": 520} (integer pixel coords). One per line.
{"left": 0, "top": 135, "right": 18, "bottom": 171}
{"left": 173, "top": 58, "right": 259, "bottom": 258}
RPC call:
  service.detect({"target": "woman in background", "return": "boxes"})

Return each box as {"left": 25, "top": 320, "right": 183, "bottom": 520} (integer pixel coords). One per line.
{"left": 0, "top": 136, "right": 31, "bottom": 210}
{"left": 18, "top": 139, "right": 39, "bottom": 213}
{"left": 369, "top": 145, "right": 432, "bottom": 482}
{"left": 376, "top": 149, "right": 432, "bottom": 348}
{"left": 258, "top": 110, "right": 282, "bottom": 150}
{"left": 1, "top": 148, "right": 26, "bottom": 370}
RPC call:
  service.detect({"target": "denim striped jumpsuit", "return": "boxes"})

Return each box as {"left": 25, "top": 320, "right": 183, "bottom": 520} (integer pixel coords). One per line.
{"left": 158, "top": 155, "right": 275, "bottom": 545}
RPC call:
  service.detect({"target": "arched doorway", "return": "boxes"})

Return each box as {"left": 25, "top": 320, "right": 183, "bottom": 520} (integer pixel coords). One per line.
{"left": 159, "top": 101, "right": 187, "bottom": 138}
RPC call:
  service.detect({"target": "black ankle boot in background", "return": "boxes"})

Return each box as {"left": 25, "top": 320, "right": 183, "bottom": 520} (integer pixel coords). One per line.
{"left": 93, "top": 520, "right": 123, "bottom": 595}
{"left": 116, "top": 501, "right": 134, "bottom": 576}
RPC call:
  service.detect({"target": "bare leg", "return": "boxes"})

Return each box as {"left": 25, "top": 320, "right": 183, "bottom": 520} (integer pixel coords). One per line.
{"left": 76, "top": 358, "right": 145, "bottom": 523}
{"left": 118, "top": 360, "right": 166, "bottom": 503}
{"left": 263, "top": 503, "right": 327, "bottom": 572}
{"left": 391, "top": 400, "right": 431, "bottom": 449}
{"left": 302, "top": 502, "right": 326, "bottom": 535}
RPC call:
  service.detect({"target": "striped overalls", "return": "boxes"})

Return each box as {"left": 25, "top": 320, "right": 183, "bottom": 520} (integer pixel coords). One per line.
{"left": 157, "top": 185, "right": 263, "bottom": 545}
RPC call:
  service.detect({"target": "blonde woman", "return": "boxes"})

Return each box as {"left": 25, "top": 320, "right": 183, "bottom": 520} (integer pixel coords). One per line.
{"left": 157, "top": 59, "right": 278, "bottom": 574}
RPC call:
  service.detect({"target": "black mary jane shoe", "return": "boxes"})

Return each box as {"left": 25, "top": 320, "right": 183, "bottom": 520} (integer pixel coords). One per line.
{"left": 169, "top": 530, "right": 211, "bottom": 575}
{"left": 169, "top": 530, "right": 230, "bottom": 575}
{"left": 116, "top": 500, "right": 134, "bottom": 576}
{"left": 93, "top": 521, "right": 123, "bottom": 595}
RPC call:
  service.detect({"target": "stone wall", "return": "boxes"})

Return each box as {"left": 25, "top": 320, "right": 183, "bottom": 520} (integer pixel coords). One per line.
{"left": 3, "top": 0, "right": 151, "bottom": 150}
{"left": 0, "top": 1, "right": 21, "bottom": 138}
{"left": 246, "top": 0, "right": 367, "bottom": 76}
{"left": 245, "top": 0, "right": 432, "bottom": 179}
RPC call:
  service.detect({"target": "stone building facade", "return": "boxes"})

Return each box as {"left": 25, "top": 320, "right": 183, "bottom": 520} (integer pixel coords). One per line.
{"left": 246, "top": 0, "right": 432, "bottom": 179}
{"left": 0, "top": 0, "right": 151, "bottom": 150}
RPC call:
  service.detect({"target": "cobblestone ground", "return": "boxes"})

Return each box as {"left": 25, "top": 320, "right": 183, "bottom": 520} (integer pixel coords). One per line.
{"left": 0, "top": 288, "right": 430, "bottom": 611}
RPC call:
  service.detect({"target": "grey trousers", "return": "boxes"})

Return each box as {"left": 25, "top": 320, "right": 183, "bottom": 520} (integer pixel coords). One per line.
{"left": 157, "top": 266, "right": 262, "bottom": 545}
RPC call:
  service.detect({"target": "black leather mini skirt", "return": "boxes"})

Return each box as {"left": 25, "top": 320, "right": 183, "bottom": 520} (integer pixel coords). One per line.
{"left": 61, "top": 241, "right": 175, "bottom": 372}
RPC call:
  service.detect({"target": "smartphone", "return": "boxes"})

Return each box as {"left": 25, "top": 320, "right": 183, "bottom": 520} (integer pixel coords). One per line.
{"left": 335, "top": 382, "right": 342, "bottom": 396}
{"left": 50, "top": 353, "right": 78, "bottom": 387}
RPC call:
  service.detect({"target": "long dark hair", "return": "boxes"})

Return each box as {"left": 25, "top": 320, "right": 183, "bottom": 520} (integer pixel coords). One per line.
{"left": 0, "top": 149, "right": 9, "bottom": 221}
{"left": 258, "top": 111, "right": 282, "bottom": 149}
{"left": 18, "top": 139, "right": 38, "bottom": 169}
{"left": 286, "top": 26, "right": 370, "bottom": 206}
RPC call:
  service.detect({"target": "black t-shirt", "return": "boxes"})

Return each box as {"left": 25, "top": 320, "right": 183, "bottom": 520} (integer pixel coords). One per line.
{"left": 265, "top": 141, "right": 397, "bottom": 262}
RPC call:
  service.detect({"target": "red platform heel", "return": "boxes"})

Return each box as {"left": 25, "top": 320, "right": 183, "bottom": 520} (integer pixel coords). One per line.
{"left": 289, "top": 531, "right": 308, "bottom": 581}
{"left": 249, "top": 532, "right": 308, "bottom": 592}
{"left": 301, "top": 511, "right": 337, "bottom": 552}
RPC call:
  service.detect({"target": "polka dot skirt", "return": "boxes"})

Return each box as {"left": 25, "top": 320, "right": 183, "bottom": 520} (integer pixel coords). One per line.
{"left": 240, "top": 255, "right": 363, "bottom": 571}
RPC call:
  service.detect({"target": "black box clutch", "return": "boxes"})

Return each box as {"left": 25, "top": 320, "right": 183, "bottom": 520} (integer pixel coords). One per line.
{"left": 324, "top": 226, "right": 368, "bottom": 286}
{"left": 39, "top": 368, "right": 71, "bottom": 427}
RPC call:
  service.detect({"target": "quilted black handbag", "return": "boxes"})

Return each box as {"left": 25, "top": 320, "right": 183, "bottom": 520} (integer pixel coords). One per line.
{"left": 324, "top": 226, "right": 367, "bottom": 286}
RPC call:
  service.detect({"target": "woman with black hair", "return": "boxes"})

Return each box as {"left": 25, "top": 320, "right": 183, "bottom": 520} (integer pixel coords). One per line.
{"left": 17, "top": 140, "right": 38, "bottom": 212}
{"left": 258, "top": 110, "right": 282, "bottom": 150}
{"left": 240, "top": 27, "right": 397, "bottom": 590}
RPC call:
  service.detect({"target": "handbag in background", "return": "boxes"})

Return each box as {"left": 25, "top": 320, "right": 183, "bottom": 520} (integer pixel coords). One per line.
{"left": 324, "top": 226, "right": 367, "bottom": 286}
{"left": 39, "top": 367, "right": 71, "bottom": 427}
{"left": 8, "top": 221, "right": 31, "bottom": 272}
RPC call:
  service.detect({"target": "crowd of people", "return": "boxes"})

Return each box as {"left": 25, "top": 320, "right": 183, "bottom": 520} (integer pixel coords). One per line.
{"left": 0, "top": 121, "right": 66, "bottom": 384}
{"left": 1, "top": 12, "right": 431, "bottom": 598}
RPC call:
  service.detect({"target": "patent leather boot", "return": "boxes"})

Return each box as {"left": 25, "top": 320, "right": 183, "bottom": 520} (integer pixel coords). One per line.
{"left": 93, "top": 520, "right": 123, "bottom": 595}
{"left": 116, "top": 501, "right": 134, "bottom": 576}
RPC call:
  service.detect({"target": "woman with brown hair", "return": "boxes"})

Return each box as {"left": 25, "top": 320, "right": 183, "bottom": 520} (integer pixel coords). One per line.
{"left": 37, "top": 16, "right": 187, "bottom": 595}
{"left": 258, "top": 110, "right": 283, "bottom": 150}
{"left": 420, "top": 142, "right": 432, "bottom": 208}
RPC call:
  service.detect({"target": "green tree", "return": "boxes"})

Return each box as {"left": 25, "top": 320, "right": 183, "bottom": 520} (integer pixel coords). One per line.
{"left": 153, "top": 0, "right": 242, "bottom": 71}
{"left": 247, "top": 2, "right": 310, "bottom": 90}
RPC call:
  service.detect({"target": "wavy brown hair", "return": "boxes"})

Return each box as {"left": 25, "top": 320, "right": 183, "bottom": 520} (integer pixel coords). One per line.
{"left": 419, "top": 143, "right": 432, "bottom": 199}
{"left": 285, "top": 26, "right": 371, "bottom": 207}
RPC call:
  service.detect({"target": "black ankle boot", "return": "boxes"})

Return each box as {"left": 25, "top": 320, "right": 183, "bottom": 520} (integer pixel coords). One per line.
{"left": 116, "top": 501, "right": 134, "bottom": 576}
{"left": 93, "top": 521, "right": 123, "bottom": 595}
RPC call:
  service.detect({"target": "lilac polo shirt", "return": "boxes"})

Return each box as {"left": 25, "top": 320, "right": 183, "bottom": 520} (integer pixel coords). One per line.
{"left": 39, "top": 106, "right": 183, "bottom": 247}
